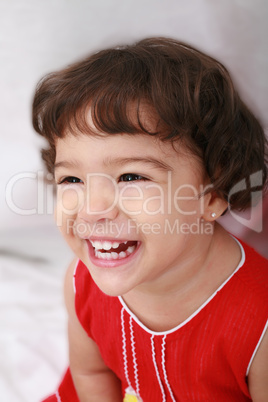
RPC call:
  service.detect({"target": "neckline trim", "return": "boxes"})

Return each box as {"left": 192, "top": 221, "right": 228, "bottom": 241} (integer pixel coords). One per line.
{"left": 118, "top": 237, "right": 245, "bottom": 336}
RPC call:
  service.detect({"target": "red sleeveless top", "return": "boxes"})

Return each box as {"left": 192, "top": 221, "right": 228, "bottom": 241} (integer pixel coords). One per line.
{"left": 43, "top": 240, "right": 268, "bottom": 402}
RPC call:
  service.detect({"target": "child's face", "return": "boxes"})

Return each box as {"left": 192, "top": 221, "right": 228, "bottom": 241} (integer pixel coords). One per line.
{"left": 54, "top": 128, "right": 213, "bottom": 297}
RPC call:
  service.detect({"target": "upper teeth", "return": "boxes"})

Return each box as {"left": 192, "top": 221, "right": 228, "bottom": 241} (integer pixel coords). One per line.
{"left": 90, "top": 240, "right": 127, "bottom": 251}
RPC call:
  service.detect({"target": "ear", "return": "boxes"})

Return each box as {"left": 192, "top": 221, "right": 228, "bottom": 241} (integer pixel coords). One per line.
{"left": 202, "top": 191, "right": 228, "bottom": 222}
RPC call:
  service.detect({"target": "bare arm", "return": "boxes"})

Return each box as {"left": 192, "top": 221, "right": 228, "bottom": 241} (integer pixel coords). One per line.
{"left": 248, "top": 325, "right": 268, "bottom": 402}
{"left": 64, "top": 259, "right": 122, "bottom": 402}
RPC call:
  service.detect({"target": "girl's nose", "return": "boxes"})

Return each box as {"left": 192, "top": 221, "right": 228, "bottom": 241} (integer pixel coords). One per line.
{"left": 78, "top": 173, "right": 119, "bottom": 222}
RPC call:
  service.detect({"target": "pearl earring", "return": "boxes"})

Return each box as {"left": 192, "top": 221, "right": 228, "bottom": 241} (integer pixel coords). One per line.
{"left": 211, "top": 212, "right": 216, "bottom": 218}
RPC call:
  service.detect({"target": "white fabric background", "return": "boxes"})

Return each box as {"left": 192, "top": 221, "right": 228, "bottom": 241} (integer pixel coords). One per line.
{"left": 1, "top": 1, "right": 267, "bottom": 401}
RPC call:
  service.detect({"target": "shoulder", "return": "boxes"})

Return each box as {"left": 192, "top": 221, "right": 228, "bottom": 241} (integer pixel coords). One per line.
{"left": 236, "top": 240, "right": 268, "bottom": 294}
{"left": 233, "top": 241, "right": 268, "bottom": 326}
{"left": 71, "top": 259, "right": 98, "bottom": 303}
{"left": 63, "top": 258, "right": 97, "bottom": 316}
{"left": 221, "top": 239, "right": 268, "bottom": 317}
{"left": 64, "top": 258, "right": 97, "bottom": 306}
{"left": 242, "top": 240, "right": 268, "bottom": 266}
{"left": 64, "top": 258, "right": 97, "bottom": 338}
{"left": 66, "top": 259, "right": 115, "bottom": 339}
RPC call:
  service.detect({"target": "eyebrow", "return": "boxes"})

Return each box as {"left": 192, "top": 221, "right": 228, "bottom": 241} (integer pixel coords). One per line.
{"left": 54, "top": 156, "right": 173, "bottom": 172}
{"left": 54, "top": 160, "right": 82, "bottom": 170}
{"left": 104, "top": 156, "right": 173, "bottom": 172}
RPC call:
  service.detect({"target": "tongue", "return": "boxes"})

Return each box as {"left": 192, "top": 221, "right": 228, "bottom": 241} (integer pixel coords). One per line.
{"left": 101, "top": 241, "right": 137, "bottom": 253}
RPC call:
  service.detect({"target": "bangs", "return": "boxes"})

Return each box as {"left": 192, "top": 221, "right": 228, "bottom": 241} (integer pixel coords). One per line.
{"left": 68, "top": 97, "right": 162, "bottom": 139}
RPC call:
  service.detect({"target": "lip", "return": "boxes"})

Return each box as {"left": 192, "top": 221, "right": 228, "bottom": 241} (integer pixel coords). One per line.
{"left": 86, "top": 239, "right": 141, "bottom": 268}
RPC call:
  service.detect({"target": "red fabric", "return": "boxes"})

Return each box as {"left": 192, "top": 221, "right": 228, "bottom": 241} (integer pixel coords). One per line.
{"left": 43, "top": 240, "right": 268, "bottom": 401}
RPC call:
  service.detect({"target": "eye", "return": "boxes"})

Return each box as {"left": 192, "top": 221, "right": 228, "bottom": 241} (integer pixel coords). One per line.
{"left": 58, "top": 176, "right": 83, "bottom": 184}
{"left": 119, "top": 173, "right": 147, "bottom": 182}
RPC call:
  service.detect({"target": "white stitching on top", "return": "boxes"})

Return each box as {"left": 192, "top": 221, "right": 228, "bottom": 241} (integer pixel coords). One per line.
{"left": 129, "top": 316, "right": 141, "bottom": 397}
{"left": 55, "top": 390, "right": 62, "bottom": 402}
{"left": 161, "top": 335, "right": 176, "bottom": 401}
{"left": 151, "top": 334, "right": 166, "bottom": 401}
{"left": 121, "top": 307, "right": 131, "bottom": 388}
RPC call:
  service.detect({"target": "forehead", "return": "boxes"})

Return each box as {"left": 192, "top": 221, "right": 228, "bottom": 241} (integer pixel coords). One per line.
{"left": 55, "top": 131, "right": 172, "bottom": 160}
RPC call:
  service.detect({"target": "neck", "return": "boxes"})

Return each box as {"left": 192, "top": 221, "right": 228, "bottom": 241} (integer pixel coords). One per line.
{"left": 122, "top": 224, "right": 241, "bottom": 332}
{"left": 132, "top": 226, "right": 217, "bottom": 298}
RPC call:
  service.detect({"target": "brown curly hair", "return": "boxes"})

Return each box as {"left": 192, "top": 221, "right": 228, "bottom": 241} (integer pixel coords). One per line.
{"left": 32, "top": 37, "right": 267, "bottom": 210}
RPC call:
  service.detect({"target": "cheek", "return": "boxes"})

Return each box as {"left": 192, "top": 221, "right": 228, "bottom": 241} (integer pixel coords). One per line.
{"left": 54, "top": 187, "right": 83, "bottom": 228}
{"left": 119, "top": 184, "right": 166, "bottom": 217}
{"left": 142, "top": 185, "right": 165, "bottom": 216}
{"left": 118, "top": 185, "right": 144, "bottom": 215}
{"left": 172, "top": 184, "right": 202, "bottom": 216}
{"left": 54, "top": 205, "right": 82, "bottom": 254}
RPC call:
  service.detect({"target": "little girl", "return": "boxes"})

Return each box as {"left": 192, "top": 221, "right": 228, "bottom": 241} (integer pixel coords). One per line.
{"left": 32, "top": 37, "right": 268, "bottom": 401}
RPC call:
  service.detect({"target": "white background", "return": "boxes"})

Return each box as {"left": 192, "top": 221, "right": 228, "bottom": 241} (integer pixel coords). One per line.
{"left": 1, "top": 1, "right": 267, "bottom": 401}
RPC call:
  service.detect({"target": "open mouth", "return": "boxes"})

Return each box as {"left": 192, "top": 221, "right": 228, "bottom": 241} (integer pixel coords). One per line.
{"left": 89, "top": 240, "right": 138, "bottom": 260}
